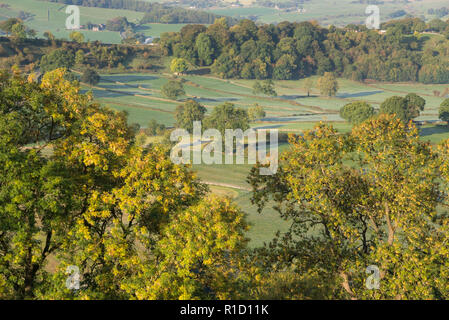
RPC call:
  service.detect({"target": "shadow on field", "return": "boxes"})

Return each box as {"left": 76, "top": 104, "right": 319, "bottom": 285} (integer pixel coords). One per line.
{"left": 338, "top": 91, "right": 383, "bottom": 98}
{"left": 193, "top": 97, "right": 240, "bottom": 103}
{"left": 101, "top": 75, "right": 159, "bottom": 83}
{"left": 186, "top": 68, "right": 211, "bottom": 75}
{"left": 420, "top": 125, "right": 449, "bottom": 137}
{"left": 252, "top": 124, "right": 284, "bottom": 129}
{"left": 278, "top": 94, "right": 317, "bottom": 100}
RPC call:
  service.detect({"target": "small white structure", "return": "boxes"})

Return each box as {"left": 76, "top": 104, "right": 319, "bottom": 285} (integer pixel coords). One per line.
{"left": 144, "top": 37, "right": 153, "bottom": 45}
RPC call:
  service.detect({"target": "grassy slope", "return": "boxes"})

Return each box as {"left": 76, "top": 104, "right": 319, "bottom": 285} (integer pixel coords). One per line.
{"left": 207, "top": 0, "right": 449, "bottom": 25}
{"left": 0, "top": 0, "right": 186, "bottom": 43}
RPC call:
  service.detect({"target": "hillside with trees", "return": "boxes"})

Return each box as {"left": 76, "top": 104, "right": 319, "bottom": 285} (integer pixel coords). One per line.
{"left": 160, "top": 17, "right": 449, "bottom": 83}
{"left": 41, "top": 0, "right": 238, "bottom": 25}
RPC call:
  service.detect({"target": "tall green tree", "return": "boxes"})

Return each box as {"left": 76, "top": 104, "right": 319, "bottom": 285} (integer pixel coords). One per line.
{"left": 204, "top": 102, "right": 250, "bottom": 137}
{"left": 380, "top": 94, "right": 426, "bottom": 122}
{"left": 340, "top": 101, "right": 375, "bottom": 124}
{"left": 170, "top": 58, "right": 188, "bottom": 74}
{"left": 175, "top": 99, "right": 207, "bottom": 133}
{"left": 80, "top": 68, "right": 100, "bottom": 86}
{"left": 439, "top": 98, "right": 449, "bottom": 124}
{"left": 161, "top": 80, "right": 185, "bottom": 100}
{"left": 317, "top": 72, "right": 339, "bottom": 97}
{"left": 195, "top": 33, "right": 215, "bottom": 66}
{"left": 252, "top": 80, "right": 277, "bottom": 97}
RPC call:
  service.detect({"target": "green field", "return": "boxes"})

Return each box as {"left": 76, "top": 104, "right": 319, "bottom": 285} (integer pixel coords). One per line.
{"left": 82, "top": 70, "right": 449, "bottom": 246}
{"left": 0, "top": 0, "right": 187, "bottom": 43}
{"left": 207, "top": 0, "right": 449, "bottom": 25}
{"left": 6, "top": 0, "right": 449, "bottom": 246}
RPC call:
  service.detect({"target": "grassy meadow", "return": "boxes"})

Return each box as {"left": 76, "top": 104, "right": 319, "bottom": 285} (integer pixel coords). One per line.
{"left": 78, "top": 70, "right": 449, "bottom": 246}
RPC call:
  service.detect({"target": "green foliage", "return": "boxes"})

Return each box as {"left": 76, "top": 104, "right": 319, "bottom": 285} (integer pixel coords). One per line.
{"left": 170, "top": 58, "right": 188, "bottom": 74}
{"left": 340, "top": 101, "right": 375, "bottom": 124}
{"left": 380, "top": 93, "right": 426, "bottom": 122}
{"left": 303, "top": 78, "right": 314, "bottom": 96}
{"left": 43, "top": 31, "right": 55, "bottom": 41}
{"left": 204, "top": 102, "right": 250, "bottom": 137}
{"left": 160, "top": 18, "right": 449, "bottom": 83}
{"left": 146, "top": 119, "right": 166, "bottom": 136}
{"left": 106, "top": 16, "right": 130, "bottom": 32}
{"left": 248, "top": 114, "right": 449, "bottom": 299}
{"left": 0, "top": 18, "right": 21, "bottom": 36}
{"left": 175, "top": 100, "right": 207, "bottom": 133}
{"left": 195, "top": 33, "right": 215, "bottom": 66}
{"left": 317, "top": 72, "right": 339, "bottom": 97}
{"left": 69, "top": 31, "right": 85, "bottom": 44}
{"left": 161, "top": 80, "right": 185, "bottom": 100}
{"left": 252, "top": 80, "right": 277, "bottom": 97}
{"left": 39, "top": 49, "right": 75, "bottom": 73}
{"left": 80, "top": 68, "right": 100, "bottom": 86}
{"left": 439, "top": 99, "right": 449, "bottom": 124}
{"left": 0, "top": 68, "right": 252, "bottom": 300}
{"left": 248, "top": 104, "right": 266, "bottom": 122}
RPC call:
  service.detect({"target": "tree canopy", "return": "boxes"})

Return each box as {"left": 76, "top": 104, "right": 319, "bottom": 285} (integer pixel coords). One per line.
{"left": 340, "top": 101, "right": 375, "bottom": 124}
{"left": 248, "top": 114, "right": 449, "bottom": 299}
{"left": 175, "top": 99, "right": 207, "bottom": 133}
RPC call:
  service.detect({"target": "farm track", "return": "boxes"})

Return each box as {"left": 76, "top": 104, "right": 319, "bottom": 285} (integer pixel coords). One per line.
{"left": 203, "top": 181, "right": 251, "bottom": 191}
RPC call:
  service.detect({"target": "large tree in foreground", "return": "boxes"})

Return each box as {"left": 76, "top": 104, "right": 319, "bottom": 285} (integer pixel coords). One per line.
{"left": 0, "top": 69, "right": 250, "bottom": 300}
{"left": 248, "top": 114, "right": 449, "bottom": 299}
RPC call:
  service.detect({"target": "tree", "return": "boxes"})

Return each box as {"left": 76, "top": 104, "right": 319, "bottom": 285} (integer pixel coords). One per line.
{"left": 248, "top": 104, "right": 266, "bottom": 121}
{"left": 0, "top": 18, "right": 21, "bottom": 36}
{"left": 252, "top": 80, "right": 277, "bottom": 97}
{"left": 439, "top": 98, "right": 449, "bottom": 124}
{"left": 11, "top": 22, "right": 27, "bottom": 39}
{"left": 380, "top": 94, "right": 426, "bottom": 122}
{"left": 80, "top": 68, "right": 100, "bottom": 86}
{"left": 0, "top": 68, "right": 115, "bottom": 299}
{"left": 69, "top": 31, "right": 85, "bottom": 44}
{"left": 340, "top": 101, "right": 375, "bottom": 124}
{"left": 248, "top": 114, "right": 449, "bottom": 299}
{"left": 106, "top": 16, "right": 130, "bottom": 32}
{"left": 204, "top": 102, "right": 250, "bottom": 137}
{"left": 170, "top": 58, "right": 188, "bottom": 74}
{"left": 43, "top": 31, "right": 55, "bottom": 41}
{"left": 75, "top": 50, "right": 85, "bottom": 65}
{"left": 0, "top": 68, "right": 251, "bottom": 300}
{"left": 39, "top": 49, "right": 75, "bottom": 73}
{"left": 379, "top": 96, "right": 408, "bottom": 122}
{"left": 175, "top": 99, "right": 207, "bottom": 133}
{"left": 303, "top": 78, "right": 314, "bottom": 97}
{"left": 146, "top": 119, "right": 166, "bottom": 136}
{"left": 317, "top": 72, "right": 338, "bottom": 97}
{"left": 405, "top": 93, "right": 426, "bottom": 119}
{"left": 272, "top": 54, "right": 296, "bottom": 80}
{"left": 131, "top": 196, "right": 249, "bottom": 299}
{"left": 161, "top": 80, "right": 185, "bottom": 100}
{"left": 195, "top": 33, "right": 215, "bottom": 66}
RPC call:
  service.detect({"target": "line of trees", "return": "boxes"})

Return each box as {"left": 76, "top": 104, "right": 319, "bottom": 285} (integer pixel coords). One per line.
{"left": 159, "top": 17, "right": 449, "bottom": 83}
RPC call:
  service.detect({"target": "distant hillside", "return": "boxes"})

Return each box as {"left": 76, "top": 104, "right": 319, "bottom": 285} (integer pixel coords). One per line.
{"left": 40, "top": 0, "right": 239, "bottom": 25}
